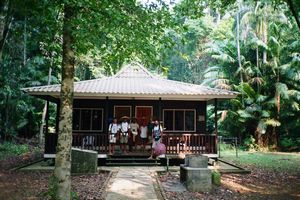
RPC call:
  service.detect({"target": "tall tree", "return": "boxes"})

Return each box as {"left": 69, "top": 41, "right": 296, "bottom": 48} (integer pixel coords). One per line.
{"left": 53, "top": 3, "right": 74, "bottom": 198}
{"left": 51, "top": 1, "right": 176, "bottom": 198}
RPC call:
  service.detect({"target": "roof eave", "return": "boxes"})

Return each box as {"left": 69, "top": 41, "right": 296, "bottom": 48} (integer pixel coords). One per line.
{"left": 23, "top": 91, "right": 238, "bottom": 101}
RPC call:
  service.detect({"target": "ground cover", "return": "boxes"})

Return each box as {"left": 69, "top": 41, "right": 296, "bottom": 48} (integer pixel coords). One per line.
{"left": 0, "top": 141, "right": 110, "bottom": 199}
{"left": 159, "top": 150, "right": 300, "bottom": 200}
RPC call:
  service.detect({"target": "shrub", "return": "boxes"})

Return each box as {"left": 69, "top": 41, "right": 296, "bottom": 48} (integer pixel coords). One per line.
{"left": 243, "top": 135, "right": 258, "bottom": 151}
{"left": 0, "top": 142, "right": 30, "bottom": 160}
{"left": 280, "top": 137, "right": 300, "bottom": 151}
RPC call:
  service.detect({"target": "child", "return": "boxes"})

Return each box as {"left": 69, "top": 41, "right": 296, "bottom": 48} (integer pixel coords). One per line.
{"left": 140, "top": 121, "right": 148, "bottom": 152}
{"left": 130, "top": 118, "right": 139, "bottom": 151}
{"left": 108, "top": 117, "right": 119, "bottom": 155}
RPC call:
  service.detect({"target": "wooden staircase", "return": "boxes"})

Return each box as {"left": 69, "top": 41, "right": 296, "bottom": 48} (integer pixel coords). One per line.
{"left": 106, "top": 154, "right": 161, "bottom": 166}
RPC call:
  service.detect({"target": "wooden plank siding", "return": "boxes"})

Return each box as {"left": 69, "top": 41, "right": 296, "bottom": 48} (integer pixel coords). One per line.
{"left": 44, "top": 99, "right": 215, "bottom": 154}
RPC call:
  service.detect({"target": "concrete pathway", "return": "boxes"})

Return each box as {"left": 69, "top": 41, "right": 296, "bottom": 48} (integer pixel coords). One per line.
{"left": 105, "top": 167, "right": 159, "bottom": 200}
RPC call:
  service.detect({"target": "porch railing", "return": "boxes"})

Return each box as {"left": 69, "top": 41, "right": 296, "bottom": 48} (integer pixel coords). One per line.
{"left": 162, "top": 133, "right": 217, "bottom": 154}
{"left": 72, "top": 133, "right": 109, "bottom": 153}
{"left": 45, "top": 133, "right": 109, "bottom": 154}
{"left": 45, "top": 133, "right": 216, "bottom": 155}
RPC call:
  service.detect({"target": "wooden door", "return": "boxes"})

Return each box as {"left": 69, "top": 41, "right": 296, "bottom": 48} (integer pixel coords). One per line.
{"left": 114, "top": 106, "right": 132, "bottom": 121}
{"left": 136, "top": 106, "right": 153, "bottom": 125}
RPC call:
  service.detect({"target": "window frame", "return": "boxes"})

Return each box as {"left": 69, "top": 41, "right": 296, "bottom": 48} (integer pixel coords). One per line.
{"left": 73, "top": 108, "right": 104, "bottom": 132}
{"left": 163, "top": 109, "right": 196, "bottom": 132}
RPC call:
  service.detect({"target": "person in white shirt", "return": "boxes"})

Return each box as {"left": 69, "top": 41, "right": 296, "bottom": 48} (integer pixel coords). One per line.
{"left": 130, "top": 118, "right": 139, "bottom": 151}
{"left": 149, "top": 120, "right": 163, "bottom": 159}
{"left": 108, "top": 117, "right": 119, "bottom": 155}
{"left": 119, "top": 116, "right": 131, "bottom": 154}
{"left": 140, "top": 121, "right": 148, "bottom": 152}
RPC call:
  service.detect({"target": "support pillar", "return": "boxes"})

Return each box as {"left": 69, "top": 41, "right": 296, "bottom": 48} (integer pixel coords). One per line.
{"left": 45, "top": 100, "right": 50, "bottom": 135}
{"left": 44, "top": 99, "right": 50, "bottom": 152}
{"left": 131, "top": 98, "right": 135, "bottom": 118}
{"left": 56, "top": 101, "right": 60, "bottom": 134}
{"left": 104, "top": 97, "right": 109, "bottom": 153}
{"left": 104, "top": 96, "right": 109, "bottom": 133}
{"left": 158, "top": 97, "right": 162, "bottom": 121}
{"left": 214, "top": 98, "right": 218, "bottom": 153}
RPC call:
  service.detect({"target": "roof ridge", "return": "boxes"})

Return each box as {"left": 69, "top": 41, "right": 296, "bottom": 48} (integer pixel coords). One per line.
{"left": 113, "top": 62, "right": 155, "bottom": 78}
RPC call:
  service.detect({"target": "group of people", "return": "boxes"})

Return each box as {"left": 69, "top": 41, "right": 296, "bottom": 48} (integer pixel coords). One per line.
{"left": 108, "top": 116, "right": 163, "bottom": 158}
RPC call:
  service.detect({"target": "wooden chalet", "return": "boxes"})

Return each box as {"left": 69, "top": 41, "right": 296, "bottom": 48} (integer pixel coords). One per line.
{"left": 22, "top": 62, "right": 237, "bottom": 159}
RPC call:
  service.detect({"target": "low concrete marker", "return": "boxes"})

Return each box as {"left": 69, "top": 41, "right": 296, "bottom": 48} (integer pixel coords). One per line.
{"left": 180, "top": 154, "right": 212, "bottom": 192}
{"left": 71, "top": 148, "right": 98, "bottom": 174}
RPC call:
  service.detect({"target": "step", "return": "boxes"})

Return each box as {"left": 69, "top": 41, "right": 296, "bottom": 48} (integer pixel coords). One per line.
{"left": 109, "top": 154, "right": 150, "bottom": 158}
{"left": 106, "top": 162, "right": 160, "bottom": 166}
{"left": 107, "top": 158, "right": 159, "bottom": 161}
{"left": 106, "top": 159, "right": 160, "bottom": 163}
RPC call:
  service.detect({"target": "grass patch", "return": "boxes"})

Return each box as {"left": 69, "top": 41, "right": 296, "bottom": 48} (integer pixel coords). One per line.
{"left": 0, "top": 142, "right": 31, "bottom": 160}
{"left": 220, "top": 150, "right": 300, "bottom": 174}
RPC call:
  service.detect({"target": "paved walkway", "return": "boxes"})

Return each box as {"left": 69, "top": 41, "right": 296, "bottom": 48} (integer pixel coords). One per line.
{"left": 105, "top": 167, "right": 160, "bottom": 200}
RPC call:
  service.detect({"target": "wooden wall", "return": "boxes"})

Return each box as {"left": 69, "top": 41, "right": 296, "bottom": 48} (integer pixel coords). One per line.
{"left": 72, "top": 99, "right": 207, "bottom": 134}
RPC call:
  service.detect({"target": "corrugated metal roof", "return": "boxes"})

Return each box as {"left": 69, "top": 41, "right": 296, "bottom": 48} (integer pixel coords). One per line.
{"left": 22, "top": 62, "right": 238, "bottom": 100}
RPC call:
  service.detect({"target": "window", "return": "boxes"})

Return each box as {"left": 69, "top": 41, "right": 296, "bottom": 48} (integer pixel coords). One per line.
{"left": 72, "top": 108, "right": 103, "bottom": 131}
{"left": 163, "top": 109, "right": 196, "bottom": 132}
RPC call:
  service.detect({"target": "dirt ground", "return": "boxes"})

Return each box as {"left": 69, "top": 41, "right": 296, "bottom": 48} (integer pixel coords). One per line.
{"left": 0, "top": 170, "right": 110, "bottom": 200}
{"left": 159, "top": 166, "right": 300, "bottom": 200}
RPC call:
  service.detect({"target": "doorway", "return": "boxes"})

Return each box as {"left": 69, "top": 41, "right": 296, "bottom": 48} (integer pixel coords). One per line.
{"left": 135, "top": 106, "right": 153, "bottom": 124}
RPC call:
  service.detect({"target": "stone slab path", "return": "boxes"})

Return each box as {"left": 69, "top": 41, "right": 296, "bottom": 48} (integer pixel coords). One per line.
{"left": 105, "top": 167, "right": 159, "bottom": 200}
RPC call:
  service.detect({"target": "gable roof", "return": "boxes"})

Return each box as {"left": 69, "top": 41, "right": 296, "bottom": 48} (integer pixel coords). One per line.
{"left": 22, "top": 62, "right": 238, "bottom": 100}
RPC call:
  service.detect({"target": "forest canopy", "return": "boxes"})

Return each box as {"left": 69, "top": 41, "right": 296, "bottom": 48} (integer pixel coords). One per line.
{"left": 0, "top": 0, "right": 299, "bottom": 151}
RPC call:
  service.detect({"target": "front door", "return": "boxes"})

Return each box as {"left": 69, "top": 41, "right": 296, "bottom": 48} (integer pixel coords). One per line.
{"left": 135, "top": 106, "right": 153, "bottom": 124}
{"left": 114, "top": 106, "right": 132, "bottom": 121}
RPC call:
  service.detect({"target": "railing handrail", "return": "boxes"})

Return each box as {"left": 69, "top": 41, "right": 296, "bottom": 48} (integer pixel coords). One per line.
{"left": 162, "top": 133, "right": 216, "bottom": 136}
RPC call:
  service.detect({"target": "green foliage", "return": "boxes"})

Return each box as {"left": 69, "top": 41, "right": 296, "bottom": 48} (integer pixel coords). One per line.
{"left": 243, "top": 136, "right": 258, "bottom": 151}
{"left": 173, "top": 0, "right": 300, "bottom": 150}
{"left": 0, "top": 142, "right": 30, "bottom": 160}
{"left": 212, "top": 170, "right": 221, "bottom": 186}
{"left": 280, "top": 137, "right": 300, "bottom": 151}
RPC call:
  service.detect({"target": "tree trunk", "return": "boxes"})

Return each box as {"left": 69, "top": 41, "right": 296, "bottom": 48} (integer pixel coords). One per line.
{"left": 256, "top": 47, "right": 260, "bottom": 92}
{"left": 53, "top": 4, "right": 75, "bottom": 200}
{"left": 216, "top": 9, "right": 221, "bottom": 25}
{"left": 39, "top": 67, "right": 52, "bottom": 147}
{"left": 23, "top": 12, "right": 27, "bottom": 67}
{"left": 262, "top": 16, "right": 267, "bottom": 64}
{"left": 286, "top": 0, "right": 300, "bottom": 30}
{"left": 255, "top": 130, "right": 263, "bottom": 147}
{"left": 236, "top": 1, "right": 244, "bottom": 105}
{"left": 0, "top": 0, "right": 13, "bottom": 61}
{"left": 4, "top": 93, "right": 10, "bottom": 141}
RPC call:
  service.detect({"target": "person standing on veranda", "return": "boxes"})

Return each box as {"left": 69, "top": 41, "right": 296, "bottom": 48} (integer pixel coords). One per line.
{"left": 119, "top": 116, "right": 131, "bottom": 154}
{"left": 147, "top": 117, "right": 154, "bottom": 149}
{"left": 149, "top": 120, "right": 163, "bottom": 159}
{"left": 130, "top": 117, "right": 139, "bottom": 151}
{"left": 140, "top": 120, "right": 148, "bottom": 152}
{"left": 108, "top": 117, "right": 119, "bottom": 155}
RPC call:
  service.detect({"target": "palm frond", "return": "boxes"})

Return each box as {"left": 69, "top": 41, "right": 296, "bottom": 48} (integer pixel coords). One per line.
{"left": 265, "top": 119, "right": 281, "bottom": 127}
{"left": 276, "top": 82, "right": 289, "bottom": 99}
